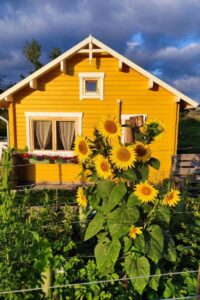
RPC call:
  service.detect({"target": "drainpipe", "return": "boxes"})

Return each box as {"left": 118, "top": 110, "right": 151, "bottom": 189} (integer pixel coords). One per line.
{"left": 0, "top": 116, "right": 9, "bottom": 145}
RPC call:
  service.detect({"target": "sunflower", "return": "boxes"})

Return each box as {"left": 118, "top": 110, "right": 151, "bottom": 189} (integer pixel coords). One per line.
{"left": 134, "top": 181, "right": 158, "bottom": 203}
{"left": 98, "top": 116, "right": 121, "bottom": 139}
{"left": 128, "top": 226, "right": 142, "bottom": 239}
{"left": 94, "top": 155, "right": 112, "bottom": 179}
{"left": 74, "top": 136, "right": 92, "bottom": 162}
{"left": 76, "top": 187, "right": 87, "bottom": 208}
{"left": 163, "top": 189, "right": 180, "bottom": 207}
{"left": 110, "top": 144, "right": 136, "bottom": 170}
{"left": 134, "top": 142, "right": 151, "bottom": 163}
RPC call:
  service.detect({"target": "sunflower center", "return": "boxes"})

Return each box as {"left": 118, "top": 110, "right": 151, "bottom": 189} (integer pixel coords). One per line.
{"left": 101, "top": 161, "right": 109, "bottom": 172}
{"left": 104, "top": 120, "right": 117, "bottom": 134}
{"left": 117, "top": 148, "right": 131, "bottom": 162}
{"left": 141, "top": 186, "right": 152, "bottom": 195}
{"left": 78, "top": 141, "right": 88, "bottom": 155}
{"left": 166, "top": 192, "right": 174, "bottom": 201}
{"left": 136, "top": 145, "right": 147, "bottom": 157}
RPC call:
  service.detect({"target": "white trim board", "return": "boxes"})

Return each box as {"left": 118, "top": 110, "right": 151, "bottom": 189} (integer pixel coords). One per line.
{"left": 0, "top": 35, "right": 198, "bottom": 108}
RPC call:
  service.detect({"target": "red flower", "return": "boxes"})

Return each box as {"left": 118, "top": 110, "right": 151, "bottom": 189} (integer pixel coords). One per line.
{"left": 23, "top": 153, "right": 29, "bottom": 159}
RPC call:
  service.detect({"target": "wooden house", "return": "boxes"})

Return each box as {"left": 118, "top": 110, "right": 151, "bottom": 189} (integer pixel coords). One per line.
{"left": 0, "top": 35, "right": 198, "bottom": 185}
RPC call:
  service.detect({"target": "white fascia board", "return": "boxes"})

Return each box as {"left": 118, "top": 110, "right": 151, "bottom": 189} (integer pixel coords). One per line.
{"left": 1, "top": 35, "right": 198, "bottom": 108}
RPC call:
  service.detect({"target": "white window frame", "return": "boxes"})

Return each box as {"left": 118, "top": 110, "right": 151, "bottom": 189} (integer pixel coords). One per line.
{"left": 79, "top": 72, "right": 105, "bottom": 100}
{"left": 121, "top": 114, "right": 147, "bottom": 144}
{"left": 25, "top": 112, "right": 83, "bottom": 156}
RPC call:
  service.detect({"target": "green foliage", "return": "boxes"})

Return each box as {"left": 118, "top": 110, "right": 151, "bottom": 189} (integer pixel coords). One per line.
{"left": 48, "top": 47, "right": 62, "bottom": 60}
{"left": 178, "top": 116, "right": 200, "bottom": 153}
{"left": 23, "top": 39, "right": 43, "bottom": 71}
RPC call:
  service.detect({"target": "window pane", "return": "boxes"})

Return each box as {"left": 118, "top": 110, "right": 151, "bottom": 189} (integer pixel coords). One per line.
{"left": 85, "top": 80, "right": 97, "bottom": 92}
{"left": 33, "top": 121, "right": 52, "bottom": 150}
{"left": 56, "top": 121, "right": 75, "bottom": 150}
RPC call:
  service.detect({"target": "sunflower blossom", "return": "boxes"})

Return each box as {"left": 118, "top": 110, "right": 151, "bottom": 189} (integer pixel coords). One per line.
{"left": 94, "top": 154, "right": 112, "bottom": 179}
{"left": 129, "top": 226, "right": 143, "bottom": 239}
{"left": 134, "top": 142, "right": 151, "bottom": 163}
{"left": 163, "top": 189, "right": 180, "bottom": 207}
{"left": 74, "top": 136, "right": 92, "bottom": 162}
{"left": 76, "top": 187, "right": 87, "bottom": 208}
{"left": 98, "top": 116, "right": 121, "bottom": 139}
{"left": 110, "top": 144, "right": 136, "bottom": 170}
{"left": 134, "top": 181, "right": 158, "bottom": 203}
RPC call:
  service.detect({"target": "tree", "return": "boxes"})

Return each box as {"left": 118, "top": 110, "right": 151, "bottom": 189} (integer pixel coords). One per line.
{"left": 22, "top": 39, "right": 43, "bottom": 72}
{"left": 48, "top": 47, "right": 62, "bottom": 60}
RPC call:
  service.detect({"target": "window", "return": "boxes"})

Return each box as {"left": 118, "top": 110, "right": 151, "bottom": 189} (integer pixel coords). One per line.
{"left": 25, "top": 112, "right": 82, "bottom": 155}
{"left": 79, "top": 72, "right": 105, "bottom": 100}
{"left": 121, "top": 114, "right": 147, "bottom": 144}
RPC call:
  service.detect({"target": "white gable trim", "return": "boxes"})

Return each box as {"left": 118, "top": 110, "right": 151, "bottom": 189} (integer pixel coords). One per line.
{"left": 0, "top": 35, "right": 198, "bottom": 108}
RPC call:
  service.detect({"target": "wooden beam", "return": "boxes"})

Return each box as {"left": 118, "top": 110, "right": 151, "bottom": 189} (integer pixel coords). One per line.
{"left": 89, "top": 42, "right": 93, "bottom": 64}
{"left": 5, "top": 95, "right": 13, "bottom": 102}
{"left": 29, "top": 79, "right": 38, "bottom": 89}
{"left": 60, "top": 60, "right": 67, "bottom": 74}
{"left": 78, "top": 49, "right": 104, "bottom": 53}
{"left": 174, "top": 96, "right": 181, "bottom": 102}
{"left": 148, "top": 79, "right": 154, "bottom": 89}
{"left": 119, "top": 60, "right": 123, "bottom": 71}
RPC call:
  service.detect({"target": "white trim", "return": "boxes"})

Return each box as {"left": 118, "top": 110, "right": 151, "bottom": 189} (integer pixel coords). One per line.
{"left": 0, "top": 35, "right": 198, "bottom": 108}
{"left": 79, "top": 72, "right": 105, "bottom": 100}
{"left": 25, "top": 112, "right": 83, "bottom": 154}
{"left": 121, "top": 114, "right": 147, "bottom": 143}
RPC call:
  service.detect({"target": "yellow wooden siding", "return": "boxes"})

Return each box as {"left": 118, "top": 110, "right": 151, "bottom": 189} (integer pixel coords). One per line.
{"left": 10, "top": 54, "right": 177, "bottom": 183}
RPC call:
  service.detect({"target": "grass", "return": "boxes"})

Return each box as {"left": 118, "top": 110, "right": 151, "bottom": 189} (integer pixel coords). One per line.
{"left": 178, "top": 115, "right": 200, "bottom": 153}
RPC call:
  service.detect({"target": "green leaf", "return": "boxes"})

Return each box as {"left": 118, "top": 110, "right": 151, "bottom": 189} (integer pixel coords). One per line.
{"left": 148, "top": 157, "right": 160, "bottom": 170}
{"left": 166, "top": 237, "right": 177, "bottom": 262}
{"left": 107, "top": 204, "right": 139, "bottom": 239}
{"left": 31, "top": 231, "right": 40, "bottom": 242}
{"left": 146, "top": 225, "right": 164, "bottom": 263}
{"left": 96, "top": 180, "right": 115, "bottom": 199}
{"left": 102, "top": 182, "right": 127, "bottom": 214}
{"left": 123, "top": 236, "right": 132, "bottom": 253}
{"left": 84, "top": 212, "right": 105, "bottom": 241}
{"left": 125, "top": 256, "right": 150, "bottom": 294}
{"left": 157, "top": 207, "right": 171, "bottom": 224}
{"left": 134, "top": 234, "right": 145, "bottom": 253}
{"left": 137, "top": 164, "right": 149, "bottom": 181}
{"left": 148, "top": 268, "right": 161, "bottom": 291}
{"left": 127, "top": 193, "right": 141, "bottom": 207}
{"left": 121, "top": 169, "right": 137, "bottom": 181}
{"left": 95, "top": 239, "right": 121, "bottom": 275}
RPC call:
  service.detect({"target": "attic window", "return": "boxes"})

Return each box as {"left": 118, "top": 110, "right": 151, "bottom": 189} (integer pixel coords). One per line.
{"left": 79, "top": 72, "right": 105, "bottom": 100}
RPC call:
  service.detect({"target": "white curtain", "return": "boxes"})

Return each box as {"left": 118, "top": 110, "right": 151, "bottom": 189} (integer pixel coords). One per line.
{"left": 34, "top": 121, "right": 52, "bottom": 150}
{"left": 58, "top": 121, "right": 75, "bottom": 150}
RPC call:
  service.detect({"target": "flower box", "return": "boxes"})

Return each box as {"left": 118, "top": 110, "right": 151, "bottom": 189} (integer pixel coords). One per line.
{"left": 29, "top": 158, "right": 50, "bottom": 164}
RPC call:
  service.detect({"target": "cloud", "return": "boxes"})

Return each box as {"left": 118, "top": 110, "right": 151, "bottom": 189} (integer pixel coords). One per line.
{"left": 0, "top": 0, "right": 200, "bottom": 101}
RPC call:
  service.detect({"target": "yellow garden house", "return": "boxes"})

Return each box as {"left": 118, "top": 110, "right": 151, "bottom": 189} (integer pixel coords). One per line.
{"left": 0, "top": 35, "right": 198, "bottom": 184}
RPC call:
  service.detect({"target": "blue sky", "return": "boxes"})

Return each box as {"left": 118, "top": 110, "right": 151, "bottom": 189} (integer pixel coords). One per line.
{"left": 1, "top": 0, "right": 200, "bottom": 102}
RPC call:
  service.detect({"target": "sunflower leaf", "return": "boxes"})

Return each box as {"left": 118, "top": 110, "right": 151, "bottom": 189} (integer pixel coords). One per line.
{"left": 148, "top": 157, "right": 160, "bottom": 170}
{"left": 137, "top": 164, "right": 149, "bottom": 181}
{"left": 146, "top": 225, "right": 164, "bottom": 263}
{"left": 148, "top": 268, "right": 161, "bottom": 291}
{"left": 96, "top": 180, "right": 115, "bottom": 199}
{"left": 102, "top": 182, "right": 127, "bottom": 214}
{"left": 95, "top": 238, "right": 121, "bottom": 275}
{"left": 157, "top": 206, "right": 171, "bottom": 224}
{"left": 84, "top": 212, "right": 105, "bottom": 241}
{"left": 124, "top": 256, "right": 150, "bottom": 294}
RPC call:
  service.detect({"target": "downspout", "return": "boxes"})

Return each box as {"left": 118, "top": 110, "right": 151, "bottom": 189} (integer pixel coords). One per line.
{"left": 0, "top": 116, "right": 9, "bottom": 145}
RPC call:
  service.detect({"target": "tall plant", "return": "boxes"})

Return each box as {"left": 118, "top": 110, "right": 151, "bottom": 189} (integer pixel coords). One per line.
{"left": 74, "top": 116, "right": 181, "bottom": 297}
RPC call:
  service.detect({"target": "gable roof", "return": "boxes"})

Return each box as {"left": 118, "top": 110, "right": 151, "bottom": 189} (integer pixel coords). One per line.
{"left": 0, "top": 35, "right": 198, "bottom": 108}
